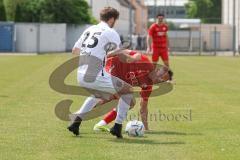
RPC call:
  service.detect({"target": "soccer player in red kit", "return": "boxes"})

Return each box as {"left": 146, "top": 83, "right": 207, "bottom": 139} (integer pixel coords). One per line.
{"left": 93, "top": 50, "right": 170, "bottom": 131}
{"left": 147, "top": 13, "right": 169, "bottom": 67}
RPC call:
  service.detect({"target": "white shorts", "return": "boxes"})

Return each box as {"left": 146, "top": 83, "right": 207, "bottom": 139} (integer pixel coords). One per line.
{"left": 77, "top": 71, "right": 124, "bottom": 99}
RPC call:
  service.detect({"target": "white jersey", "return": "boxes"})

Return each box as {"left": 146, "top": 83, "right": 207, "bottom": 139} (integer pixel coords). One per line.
{"left": 74, "top": 21, "right": 121, "bottom": 75}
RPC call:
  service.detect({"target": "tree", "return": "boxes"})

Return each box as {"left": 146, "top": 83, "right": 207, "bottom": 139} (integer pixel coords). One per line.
{"left": 15, "top": 0, "right": 96, "bottom": 24}
{"left": 3, "top": 0, "right": 16, "bottom": 21}
{"left": 167, "top": 22, "right": 178, "bottom": 30}
{"left": 3, "top": 0, "right": 22, "bottom": 21}
{"left": 41, "top": 0, "right": 92, "bottom": 24}
{"left": 15, "top": 0, "right": 43, "bottom": 22}
{"left": 185, "top": 0, "right": 222, "bottom": 23}
{"left": 0, "top": 0, "right": 6, "bottom": 21}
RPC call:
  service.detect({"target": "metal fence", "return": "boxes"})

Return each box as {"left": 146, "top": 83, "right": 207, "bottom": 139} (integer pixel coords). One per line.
{"left": 128, "top": 19, "right": 239, "bottom": 56}
{"left": 0, "top": 19, "right": 239, "bottom": 56}
{"left": 167, "top": 21, "right": 236, "bottom": 56}
{"left": 0, "top": 22, "right": 89, "bottom": 53}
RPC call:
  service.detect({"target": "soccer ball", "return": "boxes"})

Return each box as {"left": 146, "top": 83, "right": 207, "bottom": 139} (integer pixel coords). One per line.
{"left": 125, "top": 120, "right": 145, "bottom": 137}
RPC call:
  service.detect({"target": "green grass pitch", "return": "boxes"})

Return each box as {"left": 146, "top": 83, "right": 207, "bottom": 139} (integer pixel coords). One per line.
{"left": 0, "top": 54, "right": 239, "bottom": 160}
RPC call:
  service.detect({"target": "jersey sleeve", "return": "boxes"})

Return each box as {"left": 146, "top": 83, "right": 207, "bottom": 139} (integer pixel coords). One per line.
{"left": 106, "top": 29, "right": 121, "bottom": 50}
{"left": 73, "top": 29, "right": 87, "bottom": 49}
{"left": 140, "top": 85, "right": 152, "bottom": 101}
{"left": 148, "top": 24, "right": 155, "bottom": 37}
{"left": 73, "top": 36, "right": 82, "bottom": 49}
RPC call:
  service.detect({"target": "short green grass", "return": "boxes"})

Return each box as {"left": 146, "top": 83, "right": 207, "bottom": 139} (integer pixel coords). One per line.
{"left": 0, "top": 54, "right": 240, "bottom": 160}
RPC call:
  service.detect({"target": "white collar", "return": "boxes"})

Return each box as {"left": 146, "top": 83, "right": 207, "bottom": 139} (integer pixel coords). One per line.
{"left": 98, "top": 21, "right": 110, "bottom": 29}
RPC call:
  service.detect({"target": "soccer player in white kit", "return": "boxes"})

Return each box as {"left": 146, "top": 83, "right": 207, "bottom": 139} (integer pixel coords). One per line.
{"left": 68, "top": 7, "right": 134, "bottom": 138}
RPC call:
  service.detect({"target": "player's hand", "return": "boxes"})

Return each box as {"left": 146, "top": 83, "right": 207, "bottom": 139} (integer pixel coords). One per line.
{"left": 126, "top": 53, "right": 141, "bottom": 63}
{"left": 72, "top": 47, "right": 80, "bottom": 55}
{"left": 132, "top": 53, "right": 142, "bottom": 61}
{"left": 146, "top": 47, "right": 152, "bottom": 54}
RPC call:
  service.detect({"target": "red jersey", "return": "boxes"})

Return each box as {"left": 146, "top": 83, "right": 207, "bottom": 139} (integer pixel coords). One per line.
{"left": 148, "top": 23, "right": 168, "bottom": 48}
{"left": 105, "top": 51, "right": 154, "bottom": 100}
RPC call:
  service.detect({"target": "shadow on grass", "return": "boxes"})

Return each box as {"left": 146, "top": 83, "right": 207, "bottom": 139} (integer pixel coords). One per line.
{"left": 77, "top": 132, "right": 185, "bottom": 145}
{"left": 146, "top": 130, "right": 202, "bottom": 136}
{"left": 109, "top": 138, "right": 185, "bottom": 145}
{"left": 70, "top": 134, "right": 185, "bottom": 145}
{"left": 0, "top": 95, "right": 9, "bottom": 98}
{"left": 69, "top": 130, "right": 202, "bottom": 145}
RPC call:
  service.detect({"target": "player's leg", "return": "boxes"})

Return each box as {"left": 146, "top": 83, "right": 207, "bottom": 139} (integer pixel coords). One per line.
{"left": 67, "top": 72, "right": 114, "bottom": 136}
{"left": 140, "top": 98, "right": 149, "bottom": 130}
{"left": 78, "top": 71, "right": 134, "bottom": 97}
{"left": 103, "top": 108, "right": 117, "bottom": 124}
{"left": 110, "top": 93, "right": 135, "bottom": 138}
{"left": 110, "top": 95, "right": 131, "bottom": 138}
{"left": 93, "top": 98, "right": 135, "bottom": 132}
{"left": 152, "top": 47, "right": 160, "bottom": 68}
{"left": 94, "top": 108, "right": 117, "bottom": 132}
{"left": 159, "top": 47, "right": 169, "bottom": 67}
{"left": 68, "top": 95, "right": 101, "bottom": 136}
{"left": 159, "top": 48, "right": 175, "bottom": 82}
{"left": 68, "top": 72, "right": 133, "bottom": 136}
{"left": 104, "top": 73, "right": 135, "bottom": 137}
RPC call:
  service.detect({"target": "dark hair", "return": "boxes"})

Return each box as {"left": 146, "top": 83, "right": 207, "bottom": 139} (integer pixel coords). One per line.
{"left": 100, "top": 7, "right": 120, "bottom": 22}
{"left": 156, "top": 13, "right": 165, "bottom": 17}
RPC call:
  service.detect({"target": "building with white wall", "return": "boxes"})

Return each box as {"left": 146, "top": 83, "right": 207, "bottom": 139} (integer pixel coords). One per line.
{"left": 130, "top": 0, "right": 148, "bottom": 35}
{"left": 86, "top": 0, "right": 135, "bottom": 36}
{"left": 144, "top": 0, "right": 188, "bottom": 21}
{"left": 222, "top": 0, "right": 240, "bottom": 52}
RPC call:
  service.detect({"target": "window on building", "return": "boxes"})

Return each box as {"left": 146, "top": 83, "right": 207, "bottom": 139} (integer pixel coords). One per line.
{"left": 176, "top": 10, "right": 185, "bottom": 15}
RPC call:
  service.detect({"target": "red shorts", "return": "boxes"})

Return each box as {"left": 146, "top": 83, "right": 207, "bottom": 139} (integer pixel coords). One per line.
{"left": 152, "top": 47, "right": 169, "bottom": 62}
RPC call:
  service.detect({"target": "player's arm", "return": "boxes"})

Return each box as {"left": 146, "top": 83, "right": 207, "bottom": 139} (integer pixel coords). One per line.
{"left": 72, "top": 40, "right": 81, "bottom": 55}
{"left": 140, "top": 97, "right": 149, "bottom": 131}
{"left": 146, "top": 35, "right": 153, "bottom": 53}
{"left": 72, "top": 32, "right": 84, "bottom": 55}
{"left": 139, "top": 86, "right": 152, "bottom": 130}
{"left": 107, "top": 43, "right": 132, "bottom": 58}
{"left": 107, "top": 48, "right": 128, "bottom": 57}
{"left": 72, "top": 47, "right": 80, "bottom": 55}
{"left": 165, "top": 32, "right": 169, "bottom": 48}
{"left": 118, "top": 50, "right": 141, "bottom": 63}
{"left": 106, "top": 30, "right": 132, "bottom": 58}
{"left": 147, "top": 25, "right": 154, "bottom": 53}
{"left": 166, "top": 25, "right": 169, "bottom": 48}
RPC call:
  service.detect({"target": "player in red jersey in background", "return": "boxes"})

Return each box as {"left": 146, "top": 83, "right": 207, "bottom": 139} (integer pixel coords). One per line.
{"left": 147, "top": 13, "right": 170, "bottom": 67}
{"left": 94, "top": 50, "right": 171, "bottom": 131}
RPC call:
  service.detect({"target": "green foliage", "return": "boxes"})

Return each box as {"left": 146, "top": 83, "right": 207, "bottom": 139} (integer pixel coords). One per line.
{"left": 3, "top": 0, "right": 17, "bottom": 21}
{"left": 185, "top": 0, "right": 222, "bottom": 23}
{"left": 14, "top": 0, "right": 95, "bottom": 24}
{"left": 40, "top": 0, "right": 92, "bottom": 24}
{"left": 0, "top": 0, "right": 6, "bottom": 21}
{"left": 15, "top": 0, "right": 43, "bottom": 22}
{"left": 167, "top": 22, "right": 178, "bottom": 30}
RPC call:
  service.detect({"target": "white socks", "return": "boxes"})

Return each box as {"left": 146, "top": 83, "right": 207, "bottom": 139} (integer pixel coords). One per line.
{"left": 96, "top": 120, "right": 107, "bottom": 126}
{"left": 75, "top": 94, "right": 133, "bottom": 124}
{"left": 115, "top": 94, "right": 133, "bottom": 124}
{"left": 75, "top": 96, "right": 100, "bottom": 118}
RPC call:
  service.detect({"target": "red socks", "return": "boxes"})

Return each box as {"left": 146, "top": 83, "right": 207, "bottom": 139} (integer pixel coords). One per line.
{"left": 103, "top": 108, "right": 117, "bottom": 124}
